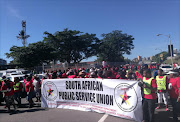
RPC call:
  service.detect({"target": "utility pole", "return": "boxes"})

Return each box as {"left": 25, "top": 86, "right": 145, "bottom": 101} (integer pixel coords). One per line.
{"left": 156, "top": 34, "right": 174, "bottom": 68}
{"left": 168, "top": 34, "right": 174, "bottom": 68}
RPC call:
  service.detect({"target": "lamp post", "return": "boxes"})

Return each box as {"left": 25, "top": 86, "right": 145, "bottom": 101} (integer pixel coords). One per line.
{"left": 156, "top": 34, "right": 173, "bottom": 67}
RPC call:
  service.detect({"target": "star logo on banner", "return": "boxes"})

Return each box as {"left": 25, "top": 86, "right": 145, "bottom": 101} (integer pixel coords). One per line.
{"left": 120, "top": 91, "right": 131, "bottom": 105}
{"left": 47, "top": 88, "right": 54, "bottom": 96}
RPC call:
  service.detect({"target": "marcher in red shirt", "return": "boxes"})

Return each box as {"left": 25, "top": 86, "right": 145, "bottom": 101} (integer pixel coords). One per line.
{"left": 168, "top": 71, "right": 180, "bottom": 122}
{"left": 97, "top": 70, "right": 103, "bottom": 79}
{"left": 140, "top": 69, "right": 157, "bottom": 122}
{"left": 25, "top": 77, "right": 35, "bottom": 108}
{"left": 1, "top": 78, "right": 16, "bottom": 114}
{"left": 67, "top": 69, "right": 77, "bottom": 78}
{"left": 77, "top": 70, "right": 86, "bottom": 78}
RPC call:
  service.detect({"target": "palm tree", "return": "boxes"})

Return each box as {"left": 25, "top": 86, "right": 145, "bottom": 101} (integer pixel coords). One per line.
{"left": 17, "top": 30, "right": 30, "bottom": 47}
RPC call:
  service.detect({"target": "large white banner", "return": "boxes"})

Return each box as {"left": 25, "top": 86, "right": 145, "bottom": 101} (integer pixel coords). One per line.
{"left": 41, "top": 78, "right": 143, "bottom": 122}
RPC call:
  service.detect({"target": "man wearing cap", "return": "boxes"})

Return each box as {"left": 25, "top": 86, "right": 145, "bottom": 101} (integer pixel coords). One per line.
{"left": 168, "top": 71, "right": 180, "bottom": 122}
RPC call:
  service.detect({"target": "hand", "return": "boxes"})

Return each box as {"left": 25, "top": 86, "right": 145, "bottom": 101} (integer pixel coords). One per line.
{"left": 143, "top": 84, "right": 148, "bottom": 88}
{"left": 7, "top": 88, "right": 11, "bottom": 92}
{"left": 177, "top": 97, "right": 180, "bottom": 102}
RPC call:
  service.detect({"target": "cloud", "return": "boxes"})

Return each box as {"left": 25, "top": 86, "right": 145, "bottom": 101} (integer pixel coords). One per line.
{"left": 7, "top": 5, "right": 23, "bottom": 20}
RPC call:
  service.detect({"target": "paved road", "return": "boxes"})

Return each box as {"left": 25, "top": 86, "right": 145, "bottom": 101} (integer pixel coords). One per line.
{"left": 0, "top": 98, "right": 180, "bottom": 122}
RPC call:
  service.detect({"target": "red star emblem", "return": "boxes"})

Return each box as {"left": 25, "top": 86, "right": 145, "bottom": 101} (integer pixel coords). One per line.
{"left": 120, "top": 91, "right": 131, "bottom": 105}
{"left": 47, "top": 88, "right": 54, "bottom": 96}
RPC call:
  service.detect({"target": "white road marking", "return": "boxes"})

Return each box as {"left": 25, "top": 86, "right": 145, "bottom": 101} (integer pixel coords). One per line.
{"left": 98, "top": 114, "right": 108, "bottom": 122}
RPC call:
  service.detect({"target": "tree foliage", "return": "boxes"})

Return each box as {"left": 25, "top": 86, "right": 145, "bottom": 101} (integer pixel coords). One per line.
{"left": 6, "top": 29, "right": 135, "bottom": 68}
{"left": 6, "top": 42, "right": 56, "bottom": 68}
{"left": 152, "top": 51, "right": 168, "bottom": 63}
{"left": 43, "top": 28, "right": 100, "bottom": 63}
{"left": 97, "top": 30, "right": 134, "bottom": 62}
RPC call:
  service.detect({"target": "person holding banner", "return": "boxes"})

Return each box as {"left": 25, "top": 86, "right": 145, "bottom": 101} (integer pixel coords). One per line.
{"left": 141, "top": 69, "right": 157, "bottom": 122}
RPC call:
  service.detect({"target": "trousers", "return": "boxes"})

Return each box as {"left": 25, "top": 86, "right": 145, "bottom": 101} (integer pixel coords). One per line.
{"left": 143, "top": 98, "right": 156, "bottom": 122}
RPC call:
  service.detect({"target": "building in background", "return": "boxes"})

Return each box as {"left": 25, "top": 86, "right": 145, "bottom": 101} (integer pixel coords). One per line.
{"left": 137, "top": 56, "right": 142, "bottom": 61}
{"left": 150, "top": 56, "right": 153, "bottom": 61}
{"left": 0, "top": 58, "right": 7, "bottom": 65}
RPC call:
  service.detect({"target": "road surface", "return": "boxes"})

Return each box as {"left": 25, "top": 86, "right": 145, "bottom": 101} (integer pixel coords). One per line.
{"left": 0, "top": 98, "right": 179, "bottom": 122}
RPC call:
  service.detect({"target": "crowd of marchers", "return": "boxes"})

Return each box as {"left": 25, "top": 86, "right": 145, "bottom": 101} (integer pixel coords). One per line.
{"left": 0, "top": 64, "right": 180, "bottom": 122}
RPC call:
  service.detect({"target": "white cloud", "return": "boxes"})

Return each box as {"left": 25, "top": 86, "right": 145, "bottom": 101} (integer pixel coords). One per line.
{"left": 7, "top": 5, "right": 23, "bottom": 20}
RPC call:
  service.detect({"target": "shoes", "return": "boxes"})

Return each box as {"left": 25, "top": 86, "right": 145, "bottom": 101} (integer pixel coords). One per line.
{"left": 165, "top": 108, "right": 169, "bottom": 111}
{"left": 156, "top": 106, "right": 161, "bottom": 109}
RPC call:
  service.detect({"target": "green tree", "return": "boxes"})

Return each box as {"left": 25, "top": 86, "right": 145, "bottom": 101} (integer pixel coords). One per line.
{"left": 97, "top": 30, "right": 134, "bottom": 62}
{"left": 43, "top": 28, "right": 100, "bottom": 63}
{"left": 152, "top": 51, "right": 168, "bottom": 63}
{"left": 6, "top": 42, "right": 56, "bottom": 68}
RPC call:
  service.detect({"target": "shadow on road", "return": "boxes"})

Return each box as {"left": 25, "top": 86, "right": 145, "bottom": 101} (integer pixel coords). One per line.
{"left": 155, "top": 110, "right": 180, "bottom": 122}
{"left": 0, "top": 103, "right": 49, "bottom": 115}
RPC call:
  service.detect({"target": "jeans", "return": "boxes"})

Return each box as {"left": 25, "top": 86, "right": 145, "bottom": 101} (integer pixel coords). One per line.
{"left": 0, "top": 92, "right": 3, "bottom": 103}
{"left": 143, "top": 98, "right": 156, "bottom": 122}
{"left": 14, "top": 92, "right": 21, "bottom": 106}
{"left": 170, "top": 98, "right": 179, "bottom": 121}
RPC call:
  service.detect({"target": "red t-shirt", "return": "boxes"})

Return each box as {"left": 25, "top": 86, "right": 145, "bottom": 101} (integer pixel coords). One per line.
{"left": 67, "top": 75, "right": 77, "bottom": 78}
{"left": 156, "top": 76, "right": 169, "bottom": 93}
{"left": 144, "top": 78, "right": 157, "bottom": 100}
{"left": 135, "top": 71, "right": 139, "bottom": 78}
{"left": 25, "top": 81, "right": 34, "bottom": 92}
{"left": 40, "top": 78, "right": 43, "bottom": 85}
{"left": 1, "top": 81, "right": 14, "bottom": 96}
{"left": 24, "top": 79, "right": 28, "bottom": 84}
{"left": 116, "top": 74, "right": 120, "bottom": 79}
{"left": 168, "top": 77, "right": 180, "bottom": 99}
{"left": 137, "top": 74, "right": 143, "bottom": 80}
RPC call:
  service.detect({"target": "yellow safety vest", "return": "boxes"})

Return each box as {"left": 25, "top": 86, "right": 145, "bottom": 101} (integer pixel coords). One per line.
{"left": 13, "top": 82, "right": 21, "bottom": 91}
{"left": 125, "top": 70, "right": 129, "bottom": 77}
{"left": 156, "top": 76, "right": 166, "bottom": 90}
{"left": 143, "top": 77, "right": 153, "bottom": 95}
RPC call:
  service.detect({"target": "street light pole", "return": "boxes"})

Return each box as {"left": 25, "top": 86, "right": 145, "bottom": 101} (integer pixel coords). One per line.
{"left": 168, "top": 34, "right": 174, "bottom": 67}
{"left": 156, "top": 34, "right": 174, "bottom": 67}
